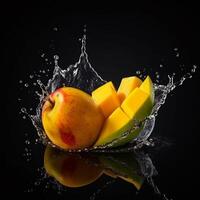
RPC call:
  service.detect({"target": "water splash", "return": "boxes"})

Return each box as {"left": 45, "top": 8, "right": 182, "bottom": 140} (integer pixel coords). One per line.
{"left": 20, "top": 34, "right": 198, "bottom": 152}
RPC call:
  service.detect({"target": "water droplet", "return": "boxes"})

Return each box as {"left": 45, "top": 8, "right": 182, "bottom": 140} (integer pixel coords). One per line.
{"left": 21, "top": 107, "right": 27, "bottom": 113}
{"left": 191, "top": 65, "right": 197, "bottom": 73}
{"left": 53, "top": 27, "right": 58, "bottom": 31}
{"left": 136, "top": 70, "right": 141, "bottom": 75}
{"left": 83, "top": 24, "right": 87, "bottom": 33}
{"left": 159, "top": 64, "right": 163, "bottom": 68}
{"left": 19, "top": 80, "right": 23, "bottom": 84}
{"left": 41, "top": 53, "right": 45, "bottom": 58}
{"left": 25, "top": 140, "right": 30, "bottom": 145}
{"left": 139, "top": 74, "right": 143, "bottom": 78}
{"left": 54, "top": 55, "right": 59, "bottom": 60}
{"left": 25, "top": 83, "right": 29, "bottom": 87}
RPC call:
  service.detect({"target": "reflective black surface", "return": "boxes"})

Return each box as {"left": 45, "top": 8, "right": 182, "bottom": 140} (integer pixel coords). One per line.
{"left": 3, "top": 3, "right": 200, "bottom": 199}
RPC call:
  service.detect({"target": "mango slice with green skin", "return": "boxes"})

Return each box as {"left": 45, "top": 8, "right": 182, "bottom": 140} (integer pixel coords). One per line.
{"left": 94, "top": 107, "right": 142, "bottom": 147}
{"left": 117, "top": 76, "right": 142, "bottom": 102}
{"left": 94, "top": 76, "right": 154, "bottom": 148}
{"left": 100, "top": 153, "right": 144, "bottom": 190}
{"left": 121, "top": 87, "right": 152, "bottom": 120}
{"left": 92, "top": 81, "right": 120, "bottom": 118}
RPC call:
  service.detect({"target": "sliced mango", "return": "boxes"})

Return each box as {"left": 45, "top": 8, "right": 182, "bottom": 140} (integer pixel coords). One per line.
{"left": 94, "top": 107, "right": 131, "bottom": 146}
{"left": 93, "top": 75, "right": 154, "bottom": 148}
{"left": 117, "top": 76, "right": 142, "bottom": 102}
{"left": 92, "top": 81, "right": 120, "bottom": 118}
{"left": 140, "top": 76, "right": 154, "bottom": 104}
{"left": 94, "top": 88, "right": 153, "bottom": 147}
{"left": 121, "top": 87, "right": 152, "bottom": 120}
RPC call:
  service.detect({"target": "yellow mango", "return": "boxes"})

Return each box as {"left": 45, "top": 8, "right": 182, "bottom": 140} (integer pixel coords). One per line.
{"left": 42, "top": 87, "right": 104, "bottom": 150}
{"left": 94, "top": 87, "right": 153, "bottom": 148}
{"left": 121, "top": 87, "right": 152, "bottom": 120}
{"left": 140, "top": 76, "right": 154, "bottom": 104}
{"left": 94, "top": 107, "right": 130, "bottom": 146}
{"left": 92, "top": 81, "right": 120, "bottom": 118}
{"left": 117, "top": 76, "right": 142, "bottom": 102}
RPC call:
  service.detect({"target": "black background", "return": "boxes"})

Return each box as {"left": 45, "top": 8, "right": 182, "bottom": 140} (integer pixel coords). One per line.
{"left": 3, "top": 2, "right": 200, "bottom": 199}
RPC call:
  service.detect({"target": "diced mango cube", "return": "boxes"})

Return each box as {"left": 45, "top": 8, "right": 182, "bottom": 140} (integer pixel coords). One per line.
{"left": 117, "top": 76, "right": 142, "bottom": 102}
{"left": 92, "top": 82, "right": 120, "bottom": 118}
{"left": 121, "top": 87, "right": 152, "bottom": 120}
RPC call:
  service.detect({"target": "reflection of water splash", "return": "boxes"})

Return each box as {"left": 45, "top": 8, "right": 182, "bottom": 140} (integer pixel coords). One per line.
{"left": 147, "top": 177, "right": 173, "bottom": 200}
{"left": 89, "top": 179, "right": 116, "bottom": 200}
{"left": 20, "top": 34, "right": 198, "bottom": 152}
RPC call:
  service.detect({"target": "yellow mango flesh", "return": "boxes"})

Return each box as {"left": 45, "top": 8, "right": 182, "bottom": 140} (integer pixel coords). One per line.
{"left": 140, "top": 75, "right": 154, "bottom": 104}
{"left": 94, "top": 87, "right": 153, "bottom": 147}
{"left": 94, "top": 107, "right": 131, "bottom": 146}
{"left": 121, "top": 87, "right": 152, "bottom": 120}
{"left": 92, "top": 81, "right": 120, "bottom": 118}
{"left": 117, "top": 76, "right": 142, "bottom": 102}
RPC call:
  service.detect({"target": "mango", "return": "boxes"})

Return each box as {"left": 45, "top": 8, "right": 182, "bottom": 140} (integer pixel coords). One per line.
{"left": 121, "top": 87, "right": 152, "bottom": 120}
{"left": 42, "top": 87, "right": 104, "bottom": 150}
{"left": 44, "top": 145, "right": 103, "bottom": 188}
{"left": 117, "top": 76, "right": 142, "bottom": 102}
{"left": 92, "top": 81, "right": 120, "bottom": 118}
{"left": 94, "top": 76, "right": 154, "bottom": 148}
{"left": 140, "top": 75, "right": 154, "bottom": 104}
{"left": 94, "top": 107, "right": 131, "bottom": 147}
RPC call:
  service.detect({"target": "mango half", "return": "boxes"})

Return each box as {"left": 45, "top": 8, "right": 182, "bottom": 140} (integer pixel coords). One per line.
{"left": 93, "top": 76, "right": 154, "bottom": 148}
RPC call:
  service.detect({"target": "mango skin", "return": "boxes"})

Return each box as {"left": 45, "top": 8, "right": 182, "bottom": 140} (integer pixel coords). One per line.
{"left": 42, "top": 87, "right": 104, "bottom": 150}
{"left": 44, "top": 145, "right": 103, "bottom": 188}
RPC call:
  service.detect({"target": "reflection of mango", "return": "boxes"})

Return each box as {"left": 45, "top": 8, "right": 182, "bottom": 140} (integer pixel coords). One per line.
{"left": 94, "top": 76, "right": 154, "bottom": 147}
{"left": 42, "top": 87, "right": 104, "bottom": 150}
{"left": 43, "top": 146, "right": 147, "bottom": 190}
{"left": 44, "top": 146, "right": 103, "bottom": 188}
{"left": 100, "top": 153, "right": 144, "bottom": 190}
